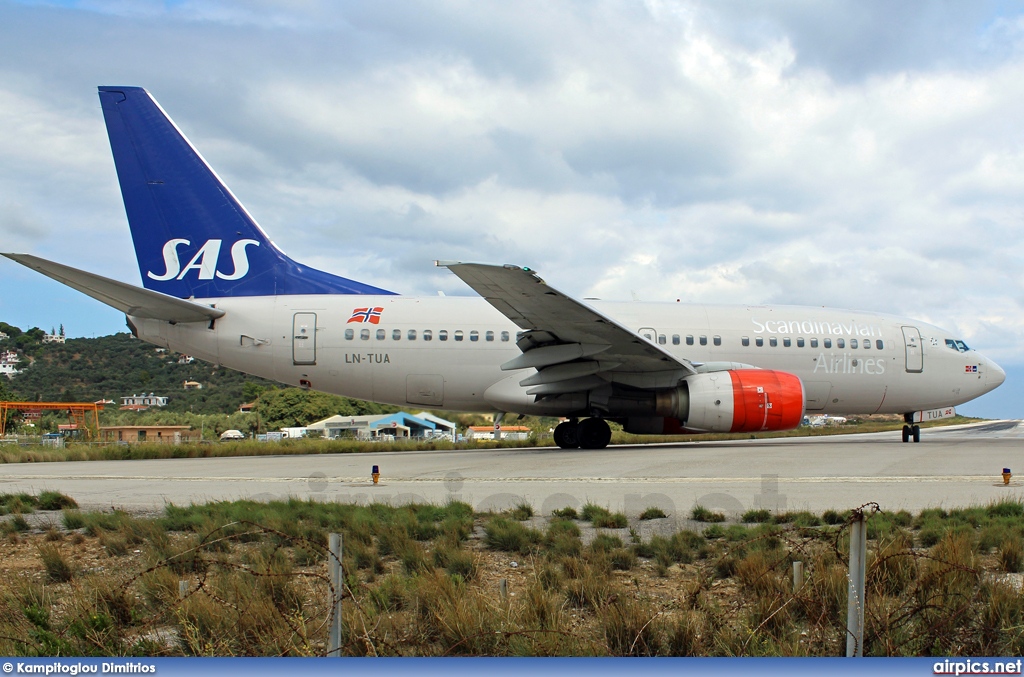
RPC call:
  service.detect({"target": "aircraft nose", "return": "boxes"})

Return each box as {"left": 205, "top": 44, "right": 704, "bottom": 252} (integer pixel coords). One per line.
{"left": 990, "top": 359, "right": 1006, "bottom": 388}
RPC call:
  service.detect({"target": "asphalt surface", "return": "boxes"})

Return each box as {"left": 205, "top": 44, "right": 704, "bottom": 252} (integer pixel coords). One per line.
{"left": 2, "top": 421, "right": 1024, "bottom": 520}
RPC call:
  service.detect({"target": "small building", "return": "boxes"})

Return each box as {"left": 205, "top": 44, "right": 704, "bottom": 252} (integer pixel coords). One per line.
{"left": 41, "top": 334, "right": 65, "bottom": 344}
{"left": 466, "top": 425, "right": 533, "bottom": 441}
{"left": 100, "top": 425, "right": 201, "bottom": 445}
{"left": 307, "top": 411, "right": 438, "bottom": 440}
{"left": 0, "top": 331, "right": 8, "bottom": 340}
{"left": 121, "top": 393, "right": 168, "bottom": 408}
{"left": 414, "top": 412, "right": 458, "bottom": 438}
{"left": 0, "top": 350, "right": 21, "bottom": 375}
{"left": 94, "top": 399, "right": 116, "bottom": 408}
{"left": 183, "top": 380, "right": 203, "bottom": 390}
{"left": 238, "top": 402, "right": 256, "bottom": 413}
{"left": 178, "top": 354, "right": 195, "bottom": 364}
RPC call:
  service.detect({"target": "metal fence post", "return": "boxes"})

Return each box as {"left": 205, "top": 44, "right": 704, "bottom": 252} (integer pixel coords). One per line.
{"left": 846, "top": 510, "right": 867, "bottom": 657}
{"left": 328, "top": 532, "right": 343, "bottom": 657}
{"left": 792, "top": 561, "right": 804, "bottom": 593}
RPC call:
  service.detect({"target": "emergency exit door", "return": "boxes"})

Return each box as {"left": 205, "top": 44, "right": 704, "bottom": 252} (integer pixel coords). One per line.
{"left": 292, "top": 313, "right": 317, "bottom": 365}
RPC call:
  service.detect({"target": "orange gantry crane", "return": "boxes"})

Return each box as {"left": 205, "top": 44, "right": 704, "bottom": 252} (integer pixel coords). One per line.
{"left": 0, "top": 401, "right": 101, "bottom": 440}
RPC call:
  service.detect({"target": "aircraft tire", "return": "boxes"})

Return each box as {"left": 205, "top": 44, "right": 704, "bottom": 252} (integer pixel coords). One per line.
{"left": 902, "top": 425, "right": 911, "bottom": 443}
{"left": 553, "top": 421, "right": 580, "bottom": 449}
{"left": 912, "top": 425, "right": 921, "bottom": 443}
{"left": 577, "top": 417, "right": 612, "bottom": 450}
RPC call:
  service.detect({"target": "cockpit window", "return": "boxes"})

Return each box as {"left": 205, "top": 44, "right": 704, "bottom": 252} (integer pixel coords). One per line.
{"left": 945, "top": 339, "right": 970, "bottom": 353}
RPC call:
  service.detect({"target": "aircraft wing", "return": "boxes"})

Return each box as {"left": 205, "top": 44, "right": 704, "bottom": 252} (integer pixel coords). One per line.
{"left": 3, "top": 253, "right": 225, "bottom": 324}
{"left": 439, "top": 262, "right": 695, "bottom": 395}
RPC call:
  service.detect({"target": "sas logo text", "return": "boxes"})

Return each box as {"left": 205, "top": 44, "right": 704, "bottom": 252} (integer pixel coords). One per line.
{"left": 148, "top": 239, "right": 260, "bottom": 281}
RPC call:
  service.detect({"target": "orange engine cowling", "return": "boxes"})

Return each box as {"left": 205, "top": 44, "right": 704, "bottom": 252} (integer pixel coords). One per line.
{"left": 665, "top": 369, "right": 805, "bottom": 433}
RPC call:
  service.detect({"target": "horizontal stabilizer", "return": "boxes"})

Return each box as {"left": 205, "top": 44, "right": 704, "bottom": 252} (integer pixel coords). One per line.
{"left": 2, "top": 253, "right": 225, "bottom": 323}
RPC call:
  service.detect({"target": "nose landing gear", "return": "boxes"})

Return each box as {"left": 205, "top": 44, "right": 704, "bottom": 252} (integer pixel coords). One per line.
{"left": 902, "top": 416, "right": 921, "bottom": 443}
{"left": 553, "top": 417, "right": 612, "bottom": 449}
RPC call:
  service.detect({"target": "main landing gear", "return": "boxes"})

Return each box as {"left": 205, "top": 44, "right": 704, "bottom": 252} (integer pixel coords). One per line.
{"left": 902, "top": 415, "right": 921, "bottom": 443}
{"left": 553, "top": 417, "right": 611, "bottom": 450}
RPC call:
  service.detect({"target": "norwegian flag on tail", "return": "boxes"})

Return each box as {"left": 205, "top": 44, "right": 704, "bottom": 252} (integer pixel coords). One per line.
{"left": 348, "top": 307, "right": 383, "bottom": 324}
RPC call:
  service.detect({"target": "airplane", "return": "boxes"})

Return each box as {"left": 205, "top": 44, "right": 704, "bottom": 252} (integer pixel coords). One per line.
{"left": 1, "top": 87, "right": 1006, "bottom": 450}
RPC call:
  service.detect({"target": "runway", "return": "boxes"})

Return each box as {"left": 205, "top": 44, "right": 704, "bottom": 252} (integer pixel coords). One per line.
{"left": 2, "top": 421, "right": 1024, "bottom": 520}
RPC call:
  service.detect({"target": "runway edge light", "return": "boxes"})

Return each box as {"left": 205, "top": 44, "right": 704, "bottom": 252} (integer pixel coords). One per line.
{"left": 372, "top": 465, "right": 380, "bottom": 485}
{"left": 1003, "top": 468, "right": 1012, "bottom": 485}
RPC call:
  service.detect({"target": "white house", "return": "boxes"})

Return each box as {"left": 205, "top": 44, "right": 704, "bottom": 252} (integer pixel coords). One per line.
{"left": 121, "top": 393, "right": 168, "bottom": 408}
{"left": 0, "top": 350, "right": 20, "bottom": 376}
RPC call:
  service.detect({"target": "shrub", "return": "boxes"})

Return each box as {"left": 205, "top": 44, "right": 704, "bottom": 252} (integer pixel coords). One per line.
{"left": 581, "top": 503, "right": 611, "bottom": 522}
{"left": 822, "top": 509, "right": 847, "bottom": 525}
{"left": 507, "top": 502, "right": 534, "bottom": 520}
{"left": 551, "top": 506, "right": 578, "bottom": 520}
{"left": 61, "top": 509, "right": 85, "bottom": 530}
{"left": 483, "top": 517, "right": 541, "bottom": 554}
{"left": 590, "top": 533, "right": 624, "bottom": 553}
{"left": 593, "top": 512, "right": 628, "bottom": 529}
{"left": 691, "top": 505, "right": 725, "bottom": 523}
{"left": 1000, "top": 534, "right": 1024, "bottom": 573}
{"left": 37, "top": 491, "right": 78, "bottom": 511}
{"left": 38, "top": 545, "right": 74, "bottom": 583}
{"left": 639, "top": 507, "right": 668, "bottom": 520}
{"left": 742, "top": 509, "right": 772, "bottom": 523}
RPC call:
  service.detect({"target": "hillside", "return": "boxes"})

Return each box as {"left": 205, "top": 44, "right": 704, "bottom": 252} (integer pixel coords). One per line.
{"left": 4, "top": 331, "right": 280, "bottom": 414}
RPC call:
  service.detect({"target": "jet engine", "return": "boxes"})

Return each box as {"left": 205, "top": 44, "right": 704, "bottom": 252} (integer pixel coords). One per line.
{"left": 618, "top": 369, "right": 805, "bottom": 434}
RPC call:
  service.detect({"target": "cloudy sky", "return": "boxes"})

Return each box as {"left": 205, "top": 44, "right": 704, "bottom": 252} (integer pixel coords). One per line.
{"left": 1, "top": 0, "right": 1022, "bottom": 416}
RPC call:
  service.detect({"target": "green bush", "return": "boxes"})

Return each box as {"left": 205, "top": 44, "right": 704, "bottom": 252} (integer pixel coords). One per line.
{"left": 692, "top": 505, "right": 725, "bottom": 523}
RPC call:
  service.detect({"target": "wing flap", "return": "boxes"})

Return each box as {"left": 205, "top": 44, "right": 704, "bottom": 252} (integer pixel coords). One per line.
{"left": 3, "top": 253, "right": 225, "bottom": 323}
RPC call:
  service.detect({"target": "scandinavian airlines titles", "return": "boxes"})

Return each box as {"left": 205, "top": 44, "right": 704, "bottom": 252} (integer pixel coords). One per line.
{"left": 752, "top": 318, "right": 883, "bottom": 337}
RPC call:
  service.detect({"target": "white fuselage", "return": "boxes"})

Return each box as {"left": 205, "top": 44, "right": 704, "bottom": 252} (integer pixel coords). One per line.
{"left": 130, "top": 294, "right": 1004, "bottom": 418}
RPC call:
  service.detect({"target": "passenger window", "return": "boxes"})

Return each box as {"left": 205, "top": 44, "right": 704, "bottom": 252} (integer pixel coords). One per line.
{"left": 360, "top": 329, "right": 370, "bottom": 340}
{"left": 470, "top": 331, "right": 479, "bottom": 342}
{"left": 501, "top": 331, "right": 510, "bottom": 342}
{"left": 392, "top": 329, "right": 401, "bottom": 341}
{"left": 439, "top": 330, "right": 448, "bottom": 341}
{"left": 797, "top": 338, "right": 805, "bottom": 348}
{"left": 486, "top": 331, "right": 494, "bottom": 342}
{"left": 850, "top": 339, "right": 858, "bottom": 349}
{"left": 686, "top": 335, "right": 694, "bottom": 346}
{"left": 376, "top": 329, "right": 385, "bottom": 340}
{"left": 700, "top": 336, "right": 707, "bottom": 346}
{"left": 783, "top": 338, "right": 791, "bottom": 347}
{"left": 741, "top": 337, "right": 749, "bottom": 346}
{"left": 756, "top": 337, "right": 764, "bottom": 347}
{"left": 713, "top": 336, "right": 721, "bottom": 346}
{"left": 769, "top": 337, "right": 778, "bottom": 347}
{"left": 876, "top": 340, "right": 884, "bottom": 350}
{"left": 863, "top": 339, "right": 870, "bottom": 349}
{"left": 344, "top": 328, "right": 354, "bottom": 340}
{"left": 810, "top": 338, "right": 818, "bottom": 348}
{"left": 824, "top": 338, "right": 832, "bottom": 349}
{"left": 423, "top": 330, "right": 432, "bottom": 341}
{"left": 658, "top": 334, "right": 666, "bottom": 345}
{"left": 454, "top": 330, "right": 464, "bottom": 342}
{"left": 672, "top": 335, "right": 680, "bottom": 345}
{"left": 408, "top": 329, "right": 417, "bottom": 341}
{"left": 837, "top": 338, "right": 845, "bottom": 349}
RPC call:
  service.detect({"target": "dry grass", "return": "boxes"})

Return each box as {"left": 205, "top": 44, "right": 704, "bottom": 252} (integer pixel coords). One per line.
{"left": 1, "top": 495, "right": 1023, "bottom": 656}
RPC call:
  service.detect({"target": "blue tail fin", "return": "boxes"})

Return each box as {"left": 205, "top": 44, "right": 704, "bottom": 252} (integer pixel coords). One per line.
{"left": 98, "top": 86, "right": 394, "bottom": 299}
